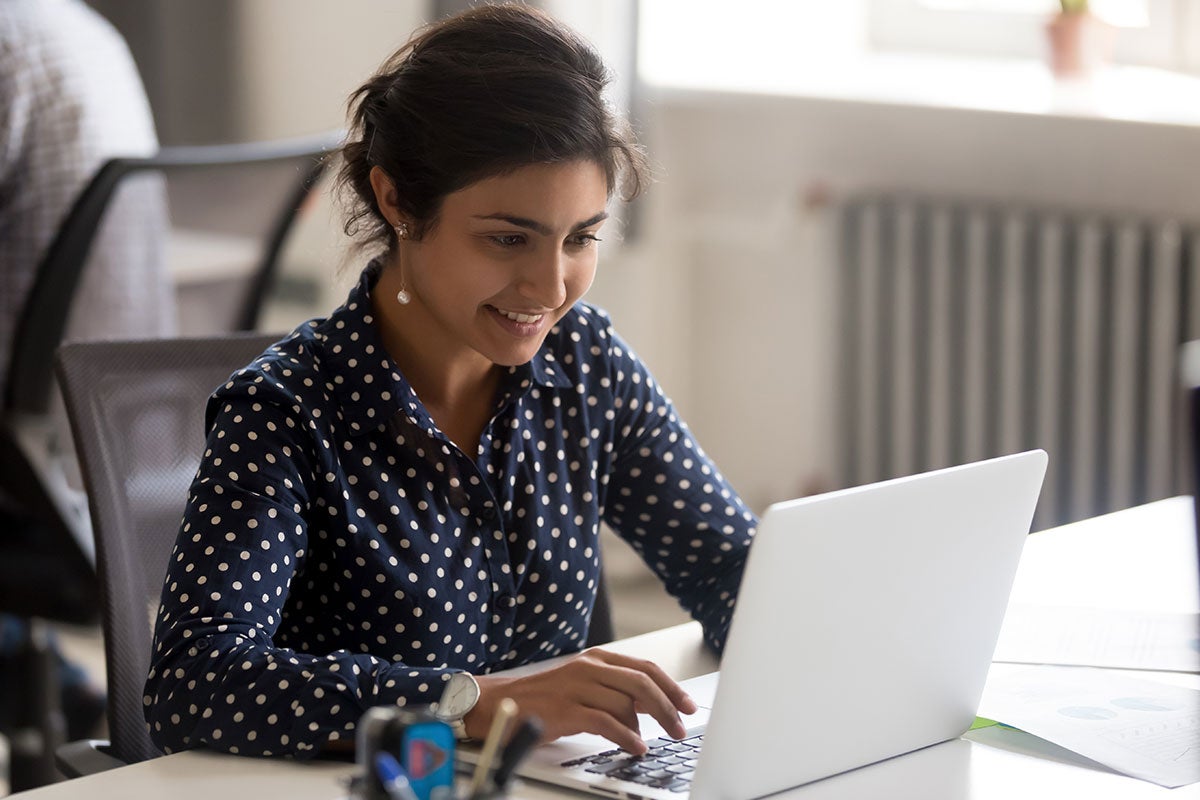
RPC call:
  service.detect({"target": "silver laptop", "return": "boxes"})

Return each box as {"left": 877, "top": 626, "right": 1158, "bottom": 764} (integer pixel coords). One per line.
{"left": 474, "top": 450, "right": 1047, "bottom": 800}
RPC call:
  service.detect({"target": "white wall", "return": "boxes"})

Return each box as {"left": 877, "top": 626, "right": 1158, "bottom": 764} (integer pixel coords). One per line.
{"left": 593, "top": 89, "right": 1200, "bottom": 512}
{"left": 232, "top": 2, "right": 433, "bottom": 320}
{"left": 232, "top": 1, "right": 428, "bottom": 140}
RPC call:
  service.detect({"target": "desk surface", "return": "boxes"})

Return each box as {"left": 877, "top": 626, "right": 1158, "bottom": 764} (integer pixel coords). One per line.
{"left": 11, "top": 498, "right": 1199, "bottom": 800}
{"left": 1011, "top": 495, "right": 1198, "bottom": 613}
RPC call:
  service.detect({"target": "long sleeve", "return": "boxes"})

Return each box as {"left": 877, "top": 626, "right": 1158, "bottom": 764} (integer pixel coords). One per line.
{"left": 600, "top": 328, "right": 756, "bottom": 654}
{"left": 145, "top": 369, "right": 457, "bottom": 758}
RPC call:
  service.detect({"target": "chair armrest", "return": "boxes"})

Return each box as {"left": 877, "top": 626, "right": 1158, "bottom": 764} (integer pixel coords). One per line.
{"left": 55, "top": 739, "right": 126, "bottom": 777}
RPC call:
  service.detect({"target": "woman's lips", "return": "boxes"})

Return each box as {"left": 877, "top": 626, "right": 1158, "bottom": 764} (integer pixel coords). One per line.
{"left": 487, "top": 305, "right": 547, "bottom": 336}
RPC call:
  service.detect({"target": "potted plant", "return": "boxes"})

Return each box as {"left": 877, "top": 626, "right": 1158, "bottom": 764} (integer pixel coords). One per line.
{"left": 1046, "top": 0, "right": 1113, "bottom": 78}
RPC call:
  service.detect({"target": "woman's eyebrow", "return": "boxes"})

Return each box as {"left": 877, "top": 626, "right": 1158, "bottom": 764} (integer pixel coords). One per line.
{"left": 574, "top": 211, "right": 609, "bottom": 230}
{"left": 473, "top": 211, "right": 609, "bottom": 235}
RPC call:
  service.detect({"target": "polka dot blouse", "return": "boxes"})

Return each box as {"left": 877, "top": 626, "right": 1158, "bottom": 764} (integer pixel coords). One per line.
{"left": 144, "top": 263, "right": 756, "bottom": 758}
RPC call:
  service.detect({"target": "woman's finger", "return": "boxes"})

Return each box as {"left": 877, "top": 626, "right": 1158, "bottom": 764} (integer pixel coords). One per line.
{"left": 583, "top": 652, "right": 691, "bottom": 734}
{"left": 589, "top": 649, "right": 697, "bottom": 714}
{"left": 573, "top": 681, "right": 642, "bottom": 738}
{"left": 575, "top": 707, "right": 649, "bottom": 755}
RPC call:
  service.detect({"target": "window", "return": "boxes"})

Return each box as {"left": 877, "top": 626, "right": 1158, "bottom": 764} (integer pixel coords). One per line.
{"left": 635, "top": 0, "right": 1200, "bottom": 111}
{"left": 638, "top": 0, "right": 868, "bottom": 91}
{"left": 867, "top": 0, "right": 1197, "bottom": 71}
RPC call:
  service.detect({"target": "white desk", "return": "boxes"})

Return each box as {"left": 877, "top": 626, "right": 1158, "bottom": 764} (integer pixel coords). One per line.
{"left": 10, "top": 498, "right": 1198, "bottom": 799}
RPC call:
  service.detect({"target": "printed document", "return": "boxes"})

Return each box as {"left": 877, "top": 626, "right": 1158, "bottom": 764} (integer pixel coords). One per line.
{"left": 979, "top": 665, "right": 1200, "bottom": 788}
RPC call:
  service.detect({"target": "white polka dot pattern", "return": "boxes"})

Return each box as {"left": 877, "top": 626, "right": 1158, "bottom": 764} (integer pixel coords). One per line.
{"left": 143, "top": 264, "right": 756, "bottom": 758}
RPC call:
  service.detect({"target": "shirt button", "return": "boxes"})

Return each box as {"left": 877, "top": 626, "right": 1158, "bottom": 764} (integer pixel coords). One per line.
{"left": 481, "top": 506, "right": 496, "bottom": 520}
{"left": 497, "top": 593, "right": 515, "bottom": 609}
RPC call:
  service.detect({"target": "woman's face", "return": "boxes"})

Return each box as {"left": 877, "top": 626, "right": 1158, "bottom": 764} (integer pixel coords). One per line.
{"left": 394, "top": 159, "right": 609, "bottom": 369}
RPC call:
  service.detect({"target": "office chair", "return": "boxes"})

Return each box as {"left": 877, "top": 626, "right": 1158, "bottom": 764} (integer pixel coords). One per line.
{"left": 53, "top": 334, "right": 280, "bottom": 772}
{"left": 0, "top": 132, "right": 338, "bottom": 788}
{"left": 1182, "top": 341, "right": 1200, "bottom": 581}
{"left": 586, "top": 571, "right": 614, "bottom": 647}
{"left": 4, "top": 130, "right": 338, "bottom": 567}
{"left": 53, "top": 334, "right": 616, "bottom": 773}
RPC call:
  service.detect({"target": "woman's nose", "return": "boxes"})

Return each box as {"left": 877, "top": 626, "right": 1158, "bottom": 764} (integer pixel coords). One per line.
{"left": 518, "top": 249, "right": 568, "bottom": 308}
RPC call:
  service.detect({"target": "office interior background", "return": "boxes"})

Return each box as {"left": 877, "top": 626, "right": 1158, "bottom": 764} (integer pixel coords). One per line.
{"left": 5, "top": 0, "right": 1200, "bottom": 790}
{"left": 76, "top": 0, "right": 1200, "bottom": 632}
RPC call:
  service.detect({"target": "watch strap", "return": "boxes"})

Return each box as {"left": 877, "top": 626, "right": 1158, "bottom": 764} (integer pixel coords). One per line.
{"left": 447, "top": 716, "right": 470, "bottom": 741}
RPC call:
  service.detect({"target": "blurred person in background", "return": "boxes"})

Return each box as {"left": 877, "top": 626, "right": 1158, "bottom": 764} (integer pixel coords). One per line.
{"left": 0, "top": 0, "right": 176, "bottom": 749}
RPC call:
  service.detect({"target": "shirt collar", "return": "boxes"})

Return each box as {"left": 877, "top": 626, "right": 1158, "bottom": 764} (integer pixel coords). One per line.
{"left": 509, "top": 338, "right": 575, "bottom": 392}
{"left": 321, "top": 263, "right": 574, "bottom": 438}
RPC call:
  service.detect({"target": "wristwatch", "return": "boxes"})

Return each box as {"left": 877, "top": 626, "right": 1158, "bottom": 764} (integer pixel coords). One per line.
{"left": 434, "top": 671, "right": 480, "bottom": 740}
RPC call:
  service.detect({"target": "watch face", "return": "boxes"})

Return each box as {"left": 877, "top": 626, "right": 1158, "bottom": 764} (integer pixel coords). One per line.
{"left": 438, "top": 672, "right": 479, "bottom": 718}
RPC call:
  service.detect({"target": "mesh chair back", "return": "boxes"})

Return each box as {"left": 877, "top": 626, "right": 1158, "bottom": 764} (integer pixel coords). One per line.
{"left": 585, "top": 568, "right": 614, "bottom": 647}
{"left": 1184, "top": 341, "right": 1200, "bottom": 580}
{"left": 55, "top": 334, "right": 278, "bottom": 764}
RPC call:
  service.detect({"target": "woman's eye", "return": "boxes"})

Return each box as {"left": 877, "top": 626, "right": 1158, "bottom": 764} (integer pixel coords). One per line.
{"left": 569, "top": 233, "right": 602, "bottom": 247}
{"left": 491, "top": 234, "right": 525, "bottom": 247}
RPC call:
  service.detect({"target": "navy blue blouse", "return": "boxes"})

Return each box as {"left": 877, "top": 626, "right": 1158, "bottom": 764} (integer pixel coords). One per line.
{"left": 144, "top": 264, "right": 756, "bottom": 758}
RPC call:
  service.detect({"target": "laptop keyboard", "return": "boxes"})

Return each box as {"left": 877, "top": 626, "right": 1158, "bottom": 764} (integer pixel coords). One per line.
{"left": 560, "top": 735, "right": 704, "bottom": 793}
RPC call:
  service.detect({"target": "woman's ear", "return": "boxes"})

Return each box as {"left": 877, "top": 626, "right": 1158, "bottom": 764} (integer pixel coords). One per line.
{"left": 368, "top": 166, "right": 402, "bottom": 225}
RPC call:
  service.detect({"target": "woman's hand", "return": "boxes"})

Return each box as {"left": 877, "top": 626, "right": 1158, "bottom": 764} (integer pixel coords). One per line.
{"left": 463, "top": 649, "right": 697, "bottom": 755}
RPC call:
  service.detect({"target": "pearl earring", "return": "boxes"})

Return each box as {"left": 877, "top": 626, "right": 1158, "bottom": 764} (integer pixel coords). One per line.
{"left": 394, "top": 222, "right": 411, "bottom": 305}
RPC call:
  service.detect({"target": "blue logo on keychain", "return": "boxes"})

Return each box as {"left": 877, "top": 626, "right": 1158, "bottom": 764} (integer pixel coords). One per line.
{"left": 398, "top": 716, "right": 456, "bottom": 800}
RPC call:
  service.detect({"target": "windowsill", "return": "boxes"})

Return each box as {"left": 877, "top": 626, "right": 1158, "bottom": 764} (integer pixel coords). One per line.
{"left": 642, "top": 51, "right": 1200, "bottom": 129}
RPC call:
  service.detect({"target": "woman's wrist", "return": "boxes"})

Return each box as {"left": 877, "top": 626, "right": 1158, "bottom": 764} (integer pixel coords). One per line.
{"left": 463, "top": 672, "right": 523, "bottom": 741}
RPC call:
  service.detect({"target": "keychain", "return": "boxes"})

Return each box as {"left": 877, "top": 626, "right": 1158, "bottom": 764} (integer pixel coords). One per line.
{"left": 356, "top": 702, "right": 541, "bottom": 800}
{"left": 358, "top": 706, "right": 456, "bottom": 800}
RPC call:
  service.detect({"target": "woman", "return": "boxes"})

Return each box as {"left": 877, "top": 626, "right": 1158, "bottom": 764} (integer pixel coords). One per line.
{"left": 145, "top": 3, "right": 755, "bottom": 759}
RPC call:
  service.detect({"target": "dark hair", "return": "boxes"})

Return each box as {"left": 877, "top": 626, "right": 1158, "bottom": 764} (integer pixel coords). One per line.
{"left": 336, "top": 2, "right": 648, "bottom": 252}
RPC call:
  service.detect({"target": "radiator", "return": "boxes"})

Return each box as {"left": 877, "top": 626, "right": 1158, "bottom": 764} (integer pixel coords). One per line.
{"left": 838, "top": 195, "right": 1200, "bottom": 530}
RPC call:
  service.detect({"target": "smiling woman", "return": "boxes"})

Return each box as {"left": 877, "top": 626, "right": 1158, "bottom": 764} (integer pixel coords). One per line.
{"left": 369, "top": 161, "right": 610, "bottom": 419}
{"left": 142, "top": 3, "right": 756, "bottom": 762}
